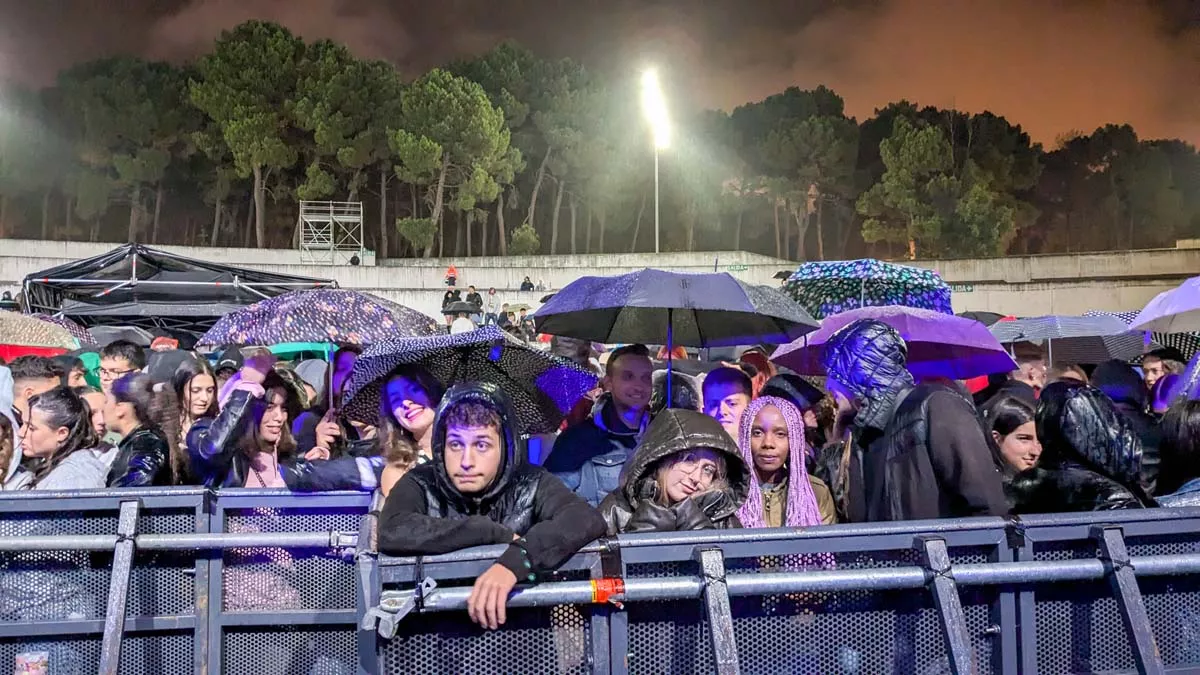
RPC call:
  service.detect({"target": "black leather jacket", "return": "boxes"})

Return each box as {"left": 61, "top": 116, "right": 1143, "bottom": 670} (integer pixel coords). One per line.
{"left": 599, "top": 409, "right": 749, "bottom": 534}
{"left": 1009, "top": 383, "right": 1153, "bottom": 513}
{"left": 186, "top": 389, "right": 381, "bottom": 491}
{"left": 107, "top": 426, "right": 172, "bottom": 487}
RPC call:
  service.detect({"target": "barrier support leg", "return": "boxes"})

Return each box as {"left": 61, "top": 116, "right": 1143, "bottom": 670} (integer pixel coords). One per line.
{"left": 694, "top": 547, "right": 739, "bottom": 675}
{"left": 1091, "top": 525, "right": 1164, "bottom": 675}
{"left": 916, "top": 535, "right": 973, "bottom": 675}
{"left": 99, "top": 499, "right": 141, "bottom": 675}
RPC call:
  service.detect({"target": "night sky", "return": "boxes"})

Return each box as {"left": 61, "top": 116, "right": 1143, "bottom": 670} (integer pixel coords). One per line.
{"left": 0, "top": 0, "right": 1196, "bottom": 144}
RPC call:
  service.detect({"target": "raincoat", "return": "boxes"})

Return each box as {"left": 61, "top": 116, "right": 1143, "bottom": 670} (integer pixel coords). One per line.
{"left": 106, "top": 426, "right": 172, "bottom": 487}
{"left": 1090, "top": 360, "right": 1160, "bottom": 493}
{"left": 821, "top": 319, "right": 1009, "bottom": 521}
{"left": 378, "top": 382, "right": 605, "bottom": 580}
{"left": 1010, "top": 382, "right": 1153, "bottom": 512}
{"left": 599, "top": 409, "right": 749, "bottom": 534}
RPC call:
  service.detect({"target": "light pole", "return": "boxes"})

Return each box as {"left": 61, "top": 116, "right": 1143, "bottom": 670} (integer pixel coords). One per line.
{"left": 640, "top": 69, "right": 670, "bottom": 254}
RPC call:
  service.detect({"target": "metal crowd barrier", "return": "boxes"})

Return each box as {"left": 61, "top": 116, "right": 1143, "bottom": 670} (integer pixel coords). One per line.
{"left": 4, "top": 489, "right": 1200, "bottom": 674}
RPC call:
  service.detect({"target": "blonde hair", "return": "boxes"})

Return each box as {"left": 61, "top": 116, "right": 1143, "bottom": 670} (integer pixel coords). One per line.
{"left": 652, "top": 450, "right": 728, "bottom": 506}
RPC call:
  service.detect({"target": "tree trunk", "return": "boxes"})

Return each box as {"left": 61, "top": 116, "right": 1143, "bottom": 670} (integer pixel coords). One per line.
{"left": 211, "top": 199, "right": 222, "bottom": 247}
{"left": 585, "top": 206, "right": 593, "bottom": 254}
{"left": 773, "top": 200, "right": 782, "bottom": 258}
{"left": 245, "top": 195, "right": 255, "bottom": 247}
{"left": 90, "top": 218, "right": 101, "bottom": 243}
{"left": 496, "top": 191, "right": 507, "bottom": 256}
{"left": 480, "top": 208, "right": 489, "bottom": 256}
{"left": 427, "top": 157, "right": 449, "bottom": 258}
{"left": 152, "top": 182, "right": 164, "bottom": 243}
{"left": 0, "top": 195, "right": 7, "bottom": 238}
{"left": 40, "top": 190, "right": 51, "bottom": 239}
{"left": 455, "top": 210, "right": 465, "bottom": 256}
{"left": 525, "top": 148, "right": 552, "bottom": 232}
{"left": 816, "top": 199, "right": 825, "bottom": 261}
{"left": 569, "top": 194, "right": 578, "bottom": 254}
{"left": 65, "top": 195, "right": 74, "bottom": 239}
{"left": 128, "top": 184, "right": 141, "bottom": 243}
{"left": 783, "top": 204, "right": 790, "bottom": 259}
{"left": 549, "top": 178, "right": 565, "bottom": 254}
{"left": 734, "top": 210, "right": 743, "bottom": 251}
{"left": 792, "top": 207, "right": 809, "bottom": 261}
{"left": 686, "top": 214, "right": 695, "bottom": 252}
{"left": 630, "top": 191, "right": 647, "bottom": 253}
{"left": 252, "top": 165, "right": 266, "bottom": 247}
{"left": 378, "top": 166, "right": 388, "bottom": 260}
{"left": 598, "top": 210, "right": 606, "bottom": 253}
{"left": 465, "top": 211, "right": 472, "bottom": 257}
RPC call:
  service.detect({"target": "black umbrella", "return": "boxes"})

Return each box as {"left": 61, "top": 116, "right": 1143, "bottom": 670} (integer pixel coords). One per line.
{"left": 442, "top": 301, "right": 478, "bottom": 316}
{"left": 88, "top": 325, "right": 155, "bottom": 347}
{"left": 342, "top": 325, "right": 598, "bottom": 435}
{"left": 957, "top": 311, "right": 1009, "bottom": 327}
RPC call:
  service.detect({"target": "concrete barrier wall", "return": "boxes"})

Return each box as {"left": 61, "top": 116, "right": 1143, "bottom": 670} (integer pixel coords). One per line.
{"left": 0, "top": 238, "right": 1194, "bottom": 318}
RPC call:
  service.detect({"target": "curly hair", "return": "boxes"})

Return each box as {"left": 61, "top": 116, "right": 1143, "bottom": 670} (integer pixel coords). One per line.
{"left": 442, "top": 401, "right": 501, "bottom": 432}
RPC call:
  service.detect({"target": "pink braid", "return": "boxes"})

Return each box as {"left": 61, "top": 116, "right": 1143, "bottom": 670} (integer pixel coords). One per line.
{"left": 736, "top": 396, "right": 824, "bottom": 528}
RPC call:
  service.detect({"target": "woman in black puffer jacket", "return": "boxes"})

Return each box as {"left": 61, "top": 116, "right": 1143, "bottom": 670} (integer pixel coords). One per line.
{"left": 1009, "top": 381, "right": 1154, "bottom": 513}
{"left": 599, "top": 409, "right": 749, "bottom": 534}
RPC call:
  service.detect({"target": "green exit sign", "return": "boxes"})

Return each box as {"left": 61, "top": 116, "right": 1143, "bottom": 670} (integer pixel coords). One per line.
{"left": 727, "top": 264, "right": 749, "bottom": 272}
{"left": 950, "top": 283, "right": 974, "bottom": 293}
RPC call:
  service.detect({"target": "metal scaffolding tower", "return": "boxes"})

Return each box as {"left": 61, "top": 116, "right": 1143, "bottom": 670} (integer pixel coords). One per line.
{"left": 298, "top": 201, "right": 364, "bottom": 264}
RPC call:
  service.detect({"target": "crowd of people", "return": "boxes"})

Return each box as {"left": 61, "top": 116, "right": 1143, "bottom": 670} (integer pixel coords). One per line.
{"left": 1, "top": 316, "right": 1198, "bottom": 629}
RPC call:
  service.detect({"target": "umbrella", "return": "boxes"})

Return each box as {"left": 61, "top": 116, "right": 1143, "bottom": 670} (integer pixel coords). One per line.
{"left": 342, "top": 325, "right": 597, "bottom": 435}
{"left": 269, "top": 342, "right": 335, "bottom": 361}
{"left": 146, "top": 350, "right": 197, "bottom": 384}
{"left": 990, "top": 315, "right": 1143, "bottom": 365}
{"left": 1130, "top": 277, "right": 1200, "bottom": 334}
{"left": 1085, "top": 310, "right": 1199, "bottom": 361}
{"left": 88, "top": 325, "right": 155, "bottom": 347}
{"left": 198, "top": 289, "right": 440, "bottom": 347}
{"left": 534, "top": 268, "right": 818, "bottom": 408}
{"left": 772, "top": 305, "right": 1018, "bottom": 380}
{"left": 442, "top": 301, "right": 478, "bottom": 316}
{"left": 0, "top": 312, "right": 80, "bottom": 350}
{"left": 783, "top": 258, "right": 953, "bottom": 320}
{"left": 956, "top": 311, "right": 1013, "bottom": 327}
{"left": 508, "top": 303, "right": 532, "bottom": 313}
{"left": 533, "top": 268, "right": 819, "bottom": 348}
{"left": 32, "top": 314, "right": 96, "bottom": 345}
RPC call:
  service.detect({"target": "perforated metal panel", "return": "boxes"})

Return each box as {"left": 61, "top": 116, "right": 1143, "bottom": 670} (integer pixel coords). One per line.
{"left": 627, "top": 547, "right": 998, "bottom": 675}
{"left": 0, "top": 632, "right": 191, "bottom": 675}
{"left": 383, "top": 604, "right": 592, "bottom": 675}
{"left": 0, "top": 511, "right": 115, "bottom": 622}
{"left": 223, "top": 627, "right": 357, "bottom": 675}
{"left": 222, "top": 507, "right": 360, "bottom": 611}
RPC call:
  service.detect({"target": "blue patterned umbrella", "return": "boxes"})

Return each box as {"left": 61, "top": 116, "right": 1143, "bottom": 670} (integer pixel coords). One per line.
{"left": 197, "top": 289, "right": 440, "bottom": 347}
{"left": 342, "top": 325, "right": 597, "bottom": 434}
{"left": 784, "top": 259, "right": 953, "bottom": 320}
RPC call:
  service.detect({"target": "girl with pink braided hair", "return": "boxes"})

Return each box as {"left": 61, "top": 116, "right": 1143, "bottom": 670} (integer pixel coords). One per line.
{"left": 736, "top": 396, "right": 836, "bottom": 527}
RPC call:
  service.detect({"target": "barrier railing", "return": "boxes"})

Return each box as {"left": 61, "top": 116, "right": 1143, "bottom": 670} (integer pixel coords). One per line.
{"left": 3, "top": 488, "right": 1200, "bottom": 674}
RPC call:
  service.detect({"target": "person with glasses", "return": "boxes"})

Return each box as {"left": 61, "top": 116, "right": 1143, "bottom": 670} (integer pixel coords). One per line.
{"left": 599, "top": 408, "right": 749, "bottom": 534}
{"left": 98, "top": 341, "right": 146, "bottom": 395}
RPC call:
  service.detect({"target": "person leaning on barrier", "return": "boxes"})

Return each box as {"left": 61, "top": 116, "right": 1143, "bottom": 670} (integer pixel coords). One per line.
{"left": 599, "top": 409, "right": 749, "bottom": 534}
{"left": 187, "top": 351, "right": 383, "bottom": 491}
{"left": 377, "top": 382, "right": 606, "bottom": 630}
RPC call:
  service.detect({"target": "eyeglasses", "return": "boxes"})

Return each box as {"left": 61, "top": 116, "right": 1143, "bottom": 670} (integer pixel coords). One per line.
{"left": 99, "top": 367, "right": 135, "bottom": 379}
{"left": 674, "top": 455, "right": 719, "bottom": 479}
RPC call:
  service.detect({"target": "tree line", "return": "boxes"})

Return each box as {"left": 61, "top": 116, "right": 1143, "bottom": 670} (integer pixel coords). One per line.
{"left": 0, "top": 20, "right": 1197, "bottom": 261}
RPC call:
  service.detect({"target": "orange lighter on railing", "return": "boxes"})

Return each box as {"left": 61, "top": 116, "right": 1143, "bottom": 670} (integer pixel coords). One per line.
{"left": 590, "top": 577, "right": 626, "bottom": 608}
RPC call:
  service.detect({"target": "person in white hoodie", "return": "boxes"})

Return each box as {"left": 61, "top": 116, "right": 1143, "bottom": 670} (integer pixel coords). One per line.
{"left": 8, "top": 387, "right": 108, "bottom": 491}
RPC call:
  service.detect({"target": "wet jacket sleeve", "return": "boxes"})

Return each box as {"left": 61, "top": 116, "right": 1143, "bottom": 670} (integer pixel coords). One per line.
{"left": 495, "top": 472, "right": 606, "bottom": 578}
{"left": 926, "top": 391, "right": 1010, "bottom": 517}
{"left": 187, "top": 389, "right": 256, "bottom": 485}
{"left": 107, "top": 433, "right": 169, "bottom": 488}
{"left": 283, "top": 455, "right": 385, "bottom": 492}
{"left": 377, "top": 474, "right": 513, "bottom": 556}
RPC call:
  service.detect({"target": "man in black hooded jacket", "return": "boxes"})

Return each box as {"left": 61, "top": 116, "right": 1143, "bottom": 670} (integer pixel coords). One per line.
{"left": 821, "top": 319, "right": 1009, "bottom": 522}
{"left": 378, "top": 381, "right": 606, "bottom": 630}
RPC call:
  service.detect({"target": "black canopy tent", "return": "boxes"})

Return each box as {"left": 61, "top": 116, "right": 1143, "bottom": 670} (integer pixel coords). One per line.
{"left": 23, "top": 243, "right": 336, "bottom": 334}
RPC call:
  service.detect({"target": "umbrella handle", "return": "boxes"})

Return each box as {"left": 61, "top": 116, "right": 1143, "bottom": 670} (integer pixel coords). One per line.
{"left": 667, "top": 309, "right": 674, "bottom": 410}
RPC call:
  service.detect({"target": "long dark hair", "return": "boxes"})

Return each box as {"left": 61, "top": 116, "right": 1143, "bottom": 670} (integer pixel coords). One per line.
{"left": 172, "top": 358, "right": 219, "bottom": 424}
{"left": 26, "top": 386, "right": 99, "bottom": 487}
{"left": 112, "top": 373, "right": 184, "bottom": 482}
{"left": 982, "top": 395, "right": 1037, "bottom": 477}
{"left": 236, "top": 377, "right": 298, "bottom": 460}
{"left": 1158, "top": 399, "right": 1200, "bottom": 495}
{"left": 376, "top": 364, "right": 444, "bottom": 470}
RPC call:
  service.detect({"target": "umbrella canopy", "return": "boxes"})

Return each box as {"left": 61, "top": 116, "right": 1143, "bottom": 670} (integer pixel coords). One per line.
{"left": 32, "top": 314, "right": 96, "bottom": 345}
{"left": 772, "top": 305, "right": 1018, "bottom": 380}
{"left": 956, "top": 311, "right": 1013, "bottom": 327}
{"left": 198, "top": 289, "right": 440, "bottom": 347}
{"left": 0, "top": 312, "right": 81, "bottom": 350}
{"left": 783, "top": 259, "right": 953, "bottom": 320}
{"left": 88, "top": 325, "right": 155, "bottom": 347}
{"left": 342, "top": 325, "right": 597, "bottom": 434}
{"left": 442, "top": 301, "right": 478, "bottom": 316}
{"left": 1130, "top": 277, "right": 1200, "bottom": 334}
{"left": 533, "top": 268, "right": 819, "bottom": 347}
{"left": 990, "top": 315, "right": 1143, "bottom": 365}
{"left": 268, "top": 342, "right": 334, "bottom": 361}
{"left": 1086, "top": 310, "right": 1198, "bottom": 361}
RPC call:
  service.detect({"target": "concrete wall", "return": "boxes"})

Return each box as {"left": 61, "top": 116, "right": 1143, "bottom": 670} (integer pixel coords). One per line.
{"left": 0, "top": 238, "right": 1194, "bottom": 319}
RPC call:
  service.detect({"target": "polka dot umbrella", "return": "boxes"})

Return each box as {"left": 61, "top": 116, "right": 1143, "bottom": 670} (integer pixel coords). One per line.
{"left": 197, "top": 289, "right": 440, "bottom": 347}
{"left": 342, "top": 325, "right": 597, "bottom": 435}
{"left": 783, "top": 259, "right": 953, "bottom": 320}
{"left": 32, "top": 314, "right": 97, "bottom": 346}
{"left": 0, "top": 312, "right": 81, "bottom": 350}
